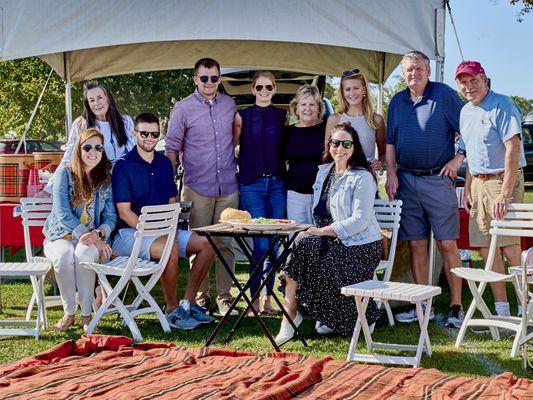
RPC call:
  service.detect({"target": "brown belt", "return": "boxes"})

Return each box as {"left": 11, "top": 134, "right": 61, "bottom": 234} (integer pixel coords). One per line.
{"left": 472, "top": 172, "right": 504, "bottom": 181}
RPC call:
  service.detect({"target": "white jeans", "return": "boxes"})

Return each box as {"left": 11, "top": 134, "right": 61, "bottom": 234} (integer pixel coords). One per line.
{"left": 286, "top": 190, "right": 314, "bottom": 224}
{"left": 44, "top": 239, "right": 98, "bottom": 316}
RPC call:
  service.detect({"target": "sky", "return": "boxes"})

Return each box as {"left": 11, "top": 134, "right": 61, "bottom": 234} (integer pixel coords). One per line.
{"left": 385, "top": 0, "right": 533, "bottom": 99}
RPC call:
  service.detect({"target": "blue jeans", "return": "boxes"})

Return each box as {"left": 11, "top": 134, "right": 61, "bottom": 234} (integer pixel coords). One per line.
{"left": 239, "top": 176, "right": 286, "bottom": 298}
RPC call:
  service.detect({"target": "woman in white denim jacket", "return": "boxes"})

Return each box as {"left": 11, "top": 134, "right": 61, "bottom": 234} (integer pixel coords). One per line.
{"left": 44, "top": 128, "right": 116, "bottom": 332}
{"left": 276, "top": 122, "right": 382, "bottom": 343}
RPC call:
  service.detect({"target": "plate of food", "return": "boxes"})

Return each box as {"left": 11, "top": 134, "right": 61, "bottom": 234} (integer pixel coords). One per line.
{"left": 220, "top": 208, "right": 295, "bottom": 230}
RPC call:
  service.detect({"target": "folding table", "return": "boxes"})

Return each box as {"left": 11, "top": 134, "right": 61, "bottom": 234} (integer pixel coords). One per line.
{"left": 193, "top": 222, "right": 311, "bottom": 351}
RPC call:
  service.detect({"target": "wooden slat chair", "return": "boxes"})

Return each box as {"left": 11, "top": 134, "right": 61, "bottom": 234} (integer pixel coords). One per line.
{"left": 452, "top": 203, "right": 533, "bottom": 357}
{"left": 373, "top": 199, "right": 403, "bottom": 326}
{"left": 81, "top": 203, "right": 180, "bottom": 342}
{"left": 0, "top": 198, "right": 54, "bottom": 338}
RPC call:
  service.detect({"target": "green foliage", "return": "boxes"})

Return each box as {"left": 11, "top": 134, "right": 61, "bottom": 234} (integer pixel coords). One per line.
{"left": 510, "top": 0, "right": 533, "bottom": 21}
{"left": 324, "top": 78, "right": 339, "bottom": 111}
{"left": 380, "top": 75, "right": 407, "bottom": 120}
{"left": 0, "top": 57, "right": 195, "bottom": 142}
{"left": 511, "top": 95, "right": 533, "bottom": 116}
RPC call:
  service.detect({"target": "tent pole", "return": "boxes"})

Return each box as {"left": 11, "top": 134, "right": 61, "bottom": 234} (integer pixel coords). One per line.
{"left": 377, "top": 84, "right": 383, "bottom": 115}
{"left": 377, "top": 52, "right": 385, "bottom": 114}
{"left": 64, "top": 53, "right": 73, "bottom": 139}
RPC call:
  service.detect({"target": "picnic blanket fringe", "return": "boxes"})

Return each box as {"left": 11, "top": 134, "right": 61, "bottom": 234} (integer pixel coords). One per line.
{"left": 0, "top": 334, "right": 531, "bottom": 399}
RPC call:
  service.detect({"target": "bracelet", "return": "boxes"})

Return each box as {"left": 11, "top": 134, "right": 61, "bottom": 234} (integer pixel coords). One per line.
{"left": 92, "top": 229, "right": 104, "bottom": 240}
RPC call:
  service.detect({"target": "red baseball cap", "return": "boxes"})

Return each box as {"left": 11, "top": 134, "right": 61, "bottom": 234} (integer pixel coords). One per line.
{"left": 455, "top": 61, "right": 486, "bottom": 79}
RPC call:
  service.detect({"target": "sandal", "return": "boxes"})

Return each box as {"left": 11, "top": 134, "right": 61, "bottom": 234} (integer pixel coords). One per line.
{"left": 260, "top": 305, "right": 280, "bottom": 316}
{"left": 81, "top": 315, "right": 93, "bottom": 333}
{"left": 54, "top": 314, "right": 76, "bottom": 332}
{"left": 246, "top": 301, "right": 261, "bottom": 317}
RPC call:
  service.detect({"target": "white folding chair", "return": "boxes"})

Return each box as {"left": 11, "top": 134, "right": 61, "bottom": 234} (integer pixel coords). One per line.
{"left": 21, "top": 198, "right": 63, "bottom": 317}
{"left": 452, "top": 203, "right": 533, "bottom": 357}
{"left": 373, "top": 199, "right": 403, "bottom": 326}
{"left": 0, "top": 198, "right": 54, "bottom": 338}
{"left": 81, "top": 203, "right": 180, "bottom": 341}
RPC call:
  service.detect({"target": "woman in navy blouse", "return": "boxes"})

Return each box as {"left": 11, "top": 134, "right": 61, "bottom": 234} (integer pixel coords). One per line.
{"left": 233, "top": 71, "right": 287, "bottom": 315}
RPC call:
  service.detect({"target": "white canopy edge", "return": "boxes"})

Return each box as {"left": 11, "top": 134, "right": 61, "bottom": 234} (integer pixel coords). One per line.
{"left": 0, "top": 0, "right": 445, "bottom": 84}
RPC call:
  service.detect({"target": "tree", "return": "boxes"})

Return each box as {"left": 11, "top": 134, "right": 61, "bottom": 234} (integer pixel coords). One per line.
{"left": 511, "top": 96, "right": 533, "bottom": 116}
{"left": 380, "top": 76, "right": 407, "bottom": 120}
{"left": 510, "top": 0, "right": 533, "bottom": 21}
{"left": 0, "top": 57, "right": 195, "bottom": 142}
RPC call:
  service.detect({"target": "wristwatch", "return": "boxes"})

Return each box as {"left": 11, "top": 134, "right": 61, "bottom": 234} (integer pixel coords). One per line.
{"left": 92, "top": 229, "right": 104, "bottom": 240}
{"left": 456, "top": 148, "right": 467, "bottom": 157}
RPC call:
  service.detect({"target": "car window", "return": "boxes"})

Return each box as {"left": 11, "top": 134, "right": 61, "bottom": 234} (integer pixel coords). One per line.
{"left": 522, "top": 127, "right": 532, "bottom": 145}
{"left": 9, "top": 142, "right": 19, "bottom": 151}
{"left": 39, "top": 142, "right": 58, "bottom": 151}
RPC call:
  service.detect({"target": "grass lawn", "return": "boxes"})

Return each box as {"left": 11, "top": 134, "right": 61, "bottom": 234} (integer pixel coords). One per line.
{"left": 0, "top": 187, "right": 531, "bottom": 378}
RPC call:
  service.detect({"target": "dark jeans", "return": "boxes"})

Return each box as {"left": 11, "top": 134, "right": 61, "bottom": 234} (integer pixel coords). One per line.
{"left": 239, "top": 176, "right": 287, "bottom": 298}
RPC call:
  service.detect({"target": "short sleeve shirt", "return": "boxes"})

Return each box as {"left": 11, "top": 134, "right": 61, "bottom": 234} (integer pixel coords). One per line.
{"left": 386, "top": 81, "right": 464, "bottom": 170}
{"left": 459, "top": 90, "right": 526, "bottom": 175}
{"left": 112, "top": 147, "right": 178, "bottom": 230}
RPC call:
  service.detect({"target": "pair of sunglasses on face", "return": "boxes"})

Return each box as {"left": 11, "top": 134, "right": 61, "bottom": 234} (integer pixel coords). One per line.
{"left": 198, "top": 75, "right": 219, "bottom": 83}
{"left": 81, "top": 144, "right": 104, "bottom": 153}
{"left": 342, "top": 68, "right": 360, "bottom": 77}
{"left": 135, "top": 130, "right": 161, "bottom": 139}
{"left": 255, "top": 84, "right": 274, "bottom": 92}
{"left": 329, "top": 139, "right": 354, "bottom": 149}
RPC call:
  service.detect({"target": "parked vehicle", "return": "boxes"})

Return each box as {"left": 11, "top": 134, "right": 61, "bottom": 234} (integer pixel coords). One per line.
{"left": 0, "top": 139, "right": 61, "bottom": 154}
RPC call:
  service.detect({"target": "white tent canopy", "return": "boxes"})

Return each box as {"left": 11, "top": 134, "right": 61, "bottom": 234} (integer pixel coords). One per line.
{"left": 1, "top": 0, "right": 445, "bottom": 84}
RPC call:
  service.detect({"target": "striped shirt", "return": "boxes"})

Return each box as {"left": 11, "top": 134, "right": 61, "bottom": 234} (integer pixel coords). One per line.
{"left": 386, "top": 81, "right": 464, "bottom": 170}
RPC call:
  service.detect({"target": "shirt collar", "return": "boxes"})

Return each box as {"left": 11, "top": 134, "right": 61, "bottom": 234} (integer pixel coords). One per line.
{"left": 402, "top": 81, "right": 433, "bottom": 104}
{"left": 193, "top": 89, "right": 219, "bottom": 104}
{"left": 128, "top": 146, "right": 158, "bottom": 165}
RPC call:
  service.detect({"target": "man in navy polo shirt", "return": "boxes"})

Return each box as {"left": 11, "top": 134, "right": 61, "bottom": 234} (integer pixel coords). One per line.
{"left": 385, "top": 51, "right": 466, "bottom": 328}
{"left": 112, "top": 113, "right": 215, "bottom": 330}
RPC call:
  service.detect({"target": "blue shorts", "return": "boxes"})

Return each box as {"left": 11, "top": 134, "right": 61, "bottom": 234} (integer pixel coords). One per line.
{"left": 112, "top": 228, "right": 193, "bottom": 260}
{"left": 396, "top": 171, "right": 459, "bottom": 241}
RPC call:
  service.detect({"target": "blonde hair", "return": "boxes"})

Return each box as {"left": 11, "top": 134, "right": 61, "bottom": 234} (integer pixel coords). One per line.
{"left": 337, "top": 72, "right": 376, "bottom": 129}
{"left": 289, "top": 85, "right": 325, "bottom": 121}
{"left": 70, "top": 128, "right": 111, "bottom": 205}
{"left": 251, "top": 70, "right": 276, "bottom": 88}
{"left": 401, "top": 50, "right": 430, "bottom": 68}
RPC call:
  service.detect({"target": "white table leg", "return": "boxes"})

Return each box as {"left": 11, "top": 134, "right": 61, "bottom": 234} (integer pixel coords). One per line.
{"left": 354, "top": 296, "right": 372, "bottom": 351}
{"left": 414, "top": 298, "right": 433, "bottom": 367}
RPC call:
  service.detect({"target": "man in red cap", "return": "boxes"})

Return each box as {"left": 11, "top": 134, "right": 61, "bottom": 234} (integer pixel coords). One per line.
{"left": 455, "top": 60, "right": 527, "bottom": 321}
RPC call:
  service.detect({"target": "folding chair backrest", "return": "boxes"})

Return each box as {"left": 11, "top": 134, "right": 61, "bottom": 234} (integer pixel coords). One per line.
{"left": 485, "top": 203, "right": 533, "bottom": 271}
{"left": 20, "top": 197, "right": 53, "bottom": 263}
{"left": 124, "top": 203, "right": 181, "bottom": 276}
{"left": 373, "top": 199, "right": 403, "bottom": 281}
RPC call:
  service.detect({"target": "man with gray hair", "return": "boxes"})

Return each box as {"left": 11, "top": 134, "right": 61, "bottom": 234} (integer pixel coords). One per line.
{"left": 385, "top": 50, "right": 466, "bottom": 328}
{"left": 455, "top": 60, "right": 526, "bottom": 319}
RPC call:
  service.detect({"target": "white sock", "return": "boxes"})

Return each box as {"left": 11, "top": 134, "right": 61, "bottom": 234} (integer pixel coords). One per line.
{"left": 517, "top": 305, "right": 523, "bottom": 317}
{"left": 495, "top": 301, "right": 510, "bottom": 317}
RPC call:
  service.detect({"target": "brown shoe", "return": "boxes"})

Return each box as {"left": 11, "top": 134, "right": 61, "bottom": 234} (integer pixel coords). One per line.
{"left": 81, "top": 315, "right": 93, "bottom": 333}
{"left": 54, "top": 314, "right": 76, "bottom": 332}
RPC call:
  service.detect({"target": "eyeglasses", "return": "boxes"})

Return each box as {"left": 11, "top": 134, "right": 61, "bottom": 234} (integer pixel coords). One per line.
{"left": 342, "top": 68, "right": 360, "bottom": 77}
{"left": 135, "top": 130, "right": 161, "bottom": 139}
{"left": 255, "top": 84, "right": 274, "bottom": 92}
{"left": 81, "top": 144, "right": 104, "bottom": 152}
{"left": 329, "top": 139, "right": 353, "bottom": 149}
{"left": 198, "top": 75, "right": 219, "bottom": 83}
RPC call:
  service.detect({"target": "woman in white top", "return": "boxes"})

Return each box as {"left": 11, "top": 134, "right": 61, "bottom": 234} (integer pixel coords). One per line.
{"left": 325, "top": 69, "right": 385, "bottom": 170}
{"left": 42, "top": 81, "right": 135, "bottom": 194}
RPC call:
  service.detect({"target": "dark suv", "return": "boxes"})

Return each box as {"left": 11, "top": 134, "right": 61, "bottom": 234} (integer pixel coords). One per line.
{"left": 0, "top": 139, "right": 61, "bottom": 154}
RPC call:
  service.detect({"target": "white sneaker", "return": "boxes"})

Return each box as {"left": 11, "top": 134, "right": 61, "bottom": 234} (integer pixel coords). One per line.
{"left": 395, "top": 305, "right": 435, "bottom": 323}
{"left": 275, "top": 312, "right": 303, "bottom": 343}
{"left": 315, "top": 321, "right": 335, "bottom": 335}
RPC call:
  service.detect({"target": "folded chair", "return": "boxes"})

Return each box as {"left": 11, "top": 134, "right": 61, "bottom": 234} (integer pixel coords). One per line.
{"left": 81, "top": 203, "right": 180, "bottom": 341}
{"left": 452, "top": 203, "right": 533, "bottom": 357}
{"left": 373, "top": 199, "right": 403, "bottom": 326}
{"left": 0, "top": 198, "right": 54, "bottom": 338}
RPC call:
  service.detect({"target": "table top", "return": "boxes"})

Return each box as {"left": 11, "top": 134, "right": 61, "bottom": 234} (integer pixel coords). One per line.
{"left": 193, "top": 222, "right": 312, "bottom": 237}
{"left": 341, "top": 280, "right": 442, "bottom": 302}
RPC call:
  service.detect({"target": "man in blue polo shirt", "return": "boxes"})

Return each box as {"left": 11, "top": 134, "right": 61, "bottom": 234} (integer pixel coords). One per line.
{"left": 112, "top": 113, "right": 215, "bottom": 330}
{"left": 385, "top": 51, "right": 466, "bottom": 328}
{"left": 455, "top": 61, "right": 526, "bottom": 319}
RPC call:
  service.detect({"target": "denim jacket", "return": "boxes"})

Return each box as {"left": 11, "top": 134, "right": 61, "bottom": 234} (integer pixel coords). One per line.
{"left": 312, "top": 163, "right": 381, "bottom": 246}
{"left": 44, "top": 166, "right": 117, "bottom": 242}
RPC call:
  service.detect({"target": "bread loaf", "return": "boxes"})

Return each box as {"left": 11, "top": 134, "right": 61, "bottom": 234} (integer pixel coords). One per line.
{"left": 220, "top": 208, "right": 252, "bottom": 221}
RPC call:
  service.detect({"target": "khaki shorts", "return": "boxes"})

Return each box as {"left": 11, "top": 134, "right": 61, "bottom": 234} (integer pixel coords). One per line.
{"left": 469, "top": 171, "right": 525, "bottom": 247}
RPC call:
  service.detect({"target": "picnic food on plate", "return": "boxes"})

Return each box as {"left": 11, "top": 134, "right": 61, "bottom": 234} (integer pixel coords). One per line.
{"left": 231, "top": 217, "right": 294, "bottom": 224}
{"left": 220, "top": 208, "right": 252, "bottom": 221}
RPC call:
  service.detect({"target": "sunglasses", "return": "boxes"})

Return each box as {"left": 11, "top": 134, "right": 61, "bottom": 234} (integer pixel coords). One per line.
{"left": 255, "top": 84, "right": 274, "bottom": 92}
{"left": 135, "top": 130, "right": 161, "bottom": 139}
{"left": 81, "top": 144, "right": 104, "bottom": 152}
{"left": 342, "top": 68, "right": 360, "bottom": 77}
{"left": 198, "top": 75, "right": 219, "bottom": 83}
{"left": 329, "top": 139, "right": 354, "bottom": 149}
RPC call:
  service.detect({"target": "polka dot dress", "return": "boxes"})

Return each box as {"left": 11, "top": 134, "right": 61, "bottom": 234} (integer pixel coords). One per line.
{"left": 283, "top": 167, "right": 382, "bottom": 336}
